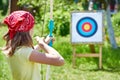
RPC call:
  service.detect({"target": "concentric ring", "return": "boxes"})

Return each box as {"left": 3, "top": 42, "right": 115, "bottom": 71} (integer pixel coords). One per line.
{"left": 76, "top": 17, "right": 98, "bottom": 37}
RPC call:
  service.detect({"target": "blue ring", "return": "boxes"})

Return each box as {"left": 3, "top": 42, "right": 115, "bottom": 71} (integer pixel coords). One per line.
{"left": 76, "top": 17, "right": 98, "bottom": 37}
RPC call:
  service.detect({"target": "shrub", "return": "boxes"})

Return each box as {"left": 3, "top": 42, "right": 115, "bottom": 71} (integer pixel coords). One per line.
{"left": 112, "top": 11, "right": 120, "bottom": 36}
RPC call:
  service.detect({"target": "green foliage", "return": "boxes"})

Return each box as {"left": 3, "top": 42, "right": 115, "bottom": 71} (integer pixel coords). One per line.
{"left": 53, "top": 11, "right": 70, "bottom": 36}
{"left": 0, "top": 0, "right": 8, "bottom": 15}
{"left": 81, "top": 0, "right": 89, "bottom": 10}
{"left": 112, "top": 11, "right": 120, "bottom": 36}
{"left": 53, "top": 35, "right": 72, "bottom": 62}
{"left": 0, "top": 25, "right": 12, "bottom": 80}
{"left": 18, "top": 0, "right": 47, "bottom": 22}
{"left": 0, "top": 52, "right": 12, "bottom": 80}
{"left": 18, "top": 0, "right": 83, "bottom": 36}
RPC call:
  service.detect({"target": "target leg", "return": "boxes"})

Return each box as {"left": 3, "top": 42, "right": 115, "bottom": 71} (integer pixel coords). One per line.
{"left": 72, "top": 45, "right": 76, "bottom": 68}
{"left": 99, "top": 45, "right": 102, "bottom": 69}
{"left": 89, "top": 44, "right": 96, "bottom": 53}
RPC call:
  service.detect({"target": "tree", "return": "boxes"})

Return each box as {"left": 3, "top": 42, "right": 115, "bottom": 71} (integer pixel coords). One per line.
{"left": 9, "top": 0, "right": 19, "bottom": 13}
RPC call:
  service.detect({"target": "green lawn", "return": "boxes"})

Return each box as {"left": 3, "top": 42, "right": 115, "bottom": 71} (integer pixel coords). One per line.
{"left": 1, "top": 22, "right": 120, "bottom": 80}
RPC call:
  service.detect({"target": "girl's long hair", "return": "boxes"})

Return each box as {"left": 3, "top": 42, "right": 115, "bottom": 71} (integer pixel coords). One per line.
{"left": 3, "top": 31, "right": 34, "bottom": 56}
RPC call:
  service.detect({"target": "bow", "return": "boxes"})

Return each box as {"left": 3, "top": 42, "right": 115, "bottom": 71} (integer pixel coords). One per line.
{"left": 46, "top": 20, "right": 54, "bottom": 80}
{"left": 48, "top": 20, "right": 54, "bottom": 46}
{"left": 74, "top": 0, "right": 78, "bottom": 4}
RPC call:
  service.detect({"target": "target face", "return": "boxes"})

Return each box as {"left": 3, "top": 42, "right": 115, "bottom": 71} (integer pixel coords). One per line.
{"left": 71, "top": 12, "right": 104, "bottom": 44}
{"left": 76, "top": 17, "right": 98, "bottom": 37}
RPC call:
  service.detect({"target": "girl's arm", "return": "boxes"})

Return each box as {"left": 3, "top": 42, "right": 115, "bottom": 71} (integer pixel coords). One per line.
{"left": 29, "top": 36, "right": 64, "bottom": 66}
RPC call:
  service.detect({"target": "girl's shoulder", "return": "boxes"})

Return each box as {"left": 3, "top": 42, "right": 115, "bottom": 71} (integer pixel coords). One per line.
{"left": 15, "top": 46, "right": 33, "bottom": 55}
{"left": 15, "top": 46, "right": 34, "bottom": 59}
{"left": 16, "top": 46, "right": 33, "bottom": 52}
{"left": 16, "top": 46, "right": 32, "bottom": 50}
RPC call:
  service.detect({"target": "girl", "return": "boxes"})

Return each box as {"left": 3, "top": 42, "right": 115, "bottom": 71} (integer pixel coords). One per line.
{"left": 2, "top": 10, "right": 64, "bottom": 80}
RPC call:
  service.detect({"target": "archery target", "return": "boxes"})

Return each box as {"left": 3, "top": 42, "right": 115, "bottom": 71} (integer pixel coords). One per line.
{"left": 76, "top": 17, "right": 98, "bottom": 37}
{"left": 71, "top": 12, "right": 104, "bottom": 44}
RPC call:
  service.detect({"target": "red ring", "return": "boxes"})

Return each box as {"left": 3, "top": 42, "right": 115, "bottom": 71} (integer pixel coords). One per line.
{"left": 82, "top": 22, "right": 92, "bottom": 32}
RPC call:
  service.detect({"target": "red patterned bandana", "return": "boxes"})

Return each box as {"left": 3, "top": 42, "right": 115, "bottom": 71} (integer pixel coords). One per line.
{"left": 4, "top": 10, "right": 35, "bottom": 39}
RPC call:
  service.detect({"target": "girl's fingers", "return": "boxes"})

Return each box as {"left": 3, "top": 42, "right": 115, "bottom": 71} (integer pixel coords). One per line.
{"left": 35, "top": 36, "right": 55, "bottom": 45}
{"left": 35, "top": 36, "right": 44, "bottom": 43}
{"left": 45, "top": 36, "right": 55, "bottom": 44}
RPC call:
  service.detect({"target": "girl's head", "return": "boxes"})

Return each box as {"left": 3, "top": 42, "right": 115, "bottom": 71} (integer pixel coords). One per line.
{"left": 3, "top": 10, "right": 35, "bottom": 56}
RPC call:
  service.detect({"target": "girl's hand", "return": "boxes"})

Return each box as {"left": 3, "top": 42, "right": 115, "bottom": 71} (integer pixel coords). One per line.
{"left": 34, "top": 36, "right": 45, "bottom": 51}
{"left": 35, "top": 36, "right": 55, "bottom": 47}
{"left": 35, "top": 36, "right": 44, "bottom": 44}
{"left": 44, "top": 35, "right": 55, "bottom": 44}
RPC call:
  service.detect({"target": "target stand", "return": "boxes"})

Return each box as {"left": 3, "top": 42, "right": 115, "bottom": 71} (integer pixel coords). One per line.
{"left": 71, "top": 11, "right": 104, "bottom": 69}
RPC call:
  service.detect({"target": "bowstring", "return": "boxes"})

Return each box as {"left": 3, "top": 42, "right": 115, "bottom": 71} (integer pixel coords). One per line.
{"left": 41, "top": 1, "right": 47, "bottom": 80}
{"left": 41, "top": 0, "right": 47, "bottom": 37}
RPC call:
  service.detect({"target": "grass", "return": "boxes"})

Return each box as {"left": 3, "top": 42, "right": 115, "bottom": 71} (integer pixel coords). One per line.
{"left": 1, "top": 18, "right": 120, "bottom": 80}
{"left": 50, "top": 37, "right": 120, "bottom": 80}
